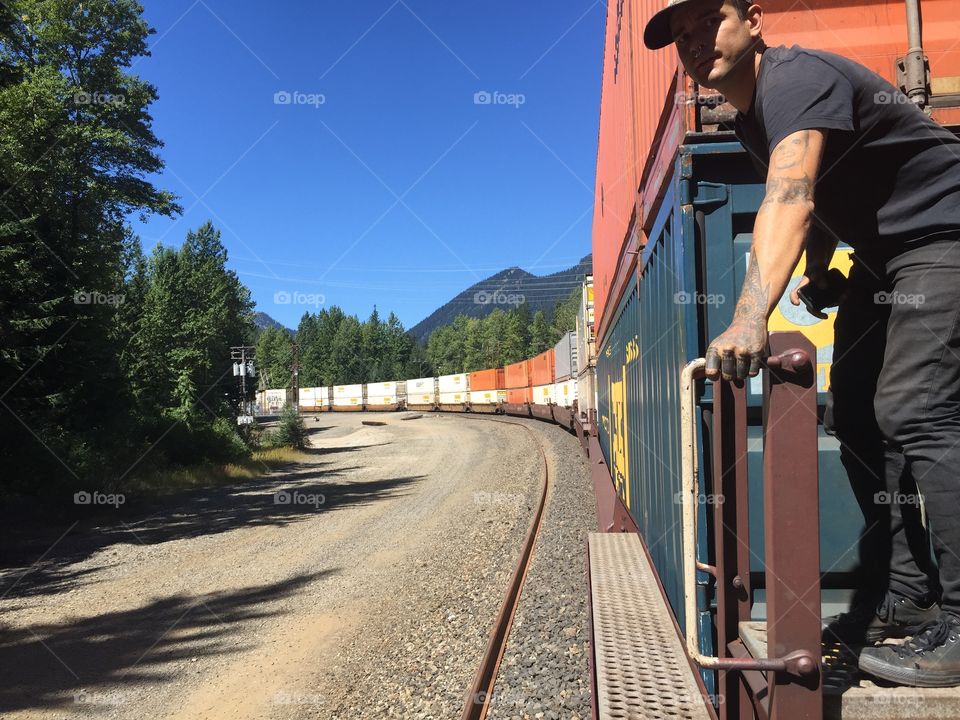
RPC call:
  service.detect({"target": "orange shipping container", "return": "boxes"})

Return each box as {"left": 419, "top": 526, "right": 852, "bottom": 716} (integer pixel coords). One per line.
{"left": 530, "top": 349, "right": 556, "bottom": 386}
{"left": 506, "top": 387, "right": 532, "bottom": 404}
{"left": 592, "top": 0, "right": 960, "bottom": 344}
{"left": 469, "top": 368, "right": 505, "bottom": 392}
{"left": 504, "top": 361, "right": 530, "bottom": 389}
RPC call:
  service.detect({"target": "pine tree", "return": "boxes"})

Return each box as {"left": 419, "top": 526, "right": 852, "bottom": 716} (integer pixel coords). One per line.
{"left": 0, "top": 0, "right": 180, "bottom": 490}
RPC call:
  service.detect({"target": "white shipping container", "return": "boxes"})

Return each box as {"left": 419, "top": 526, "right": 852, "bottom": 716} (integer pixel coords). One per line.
{"left": 333, "top": 384, "right": 363, "bottom": 405}
{"left": 554, "top": 331, "right": 578, "bottom": 381}
{"left": 406, "top": 377, "right": 435, "bottom": 394}
{"left": 469, "top": 389, "right": 499, "bottom": 405}
{"left": 366, "top": 381, "right": 397, "bottom": 403}
{"left": 554, "top": 379, "right": 578, "bottom": 408}
{"left": 576, "top": 369, "right": 596, "bottom": 414}
{"left": 437, "top": 373, "right": 467, "bottom": 393}
{"left": 299, "top": 387, "right": 316, "bottom": 407}
{"left": 532, "top": 384, "right": 555, "bottom": 405}
{"left": 405, "top": 377, "right": 435, "bottom": 405}
{"left": 438, "top": 391, "right": 467, "bottom": 405}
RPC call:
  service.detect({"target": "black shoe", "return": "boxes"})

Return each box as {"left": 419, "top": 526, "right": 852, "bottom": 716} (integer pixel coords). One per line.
{"left": 822, "top": 592, "right": 941, "bottom": 646}
{"left": 859, "top": 613, "right": 960, "bottom": 687}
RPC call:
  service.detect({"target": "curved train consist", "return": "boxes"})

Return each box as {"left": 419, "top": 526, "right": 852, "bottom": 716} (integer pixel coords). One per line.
{"left": 257, "top": 275, "right": 599, "bottom": 435}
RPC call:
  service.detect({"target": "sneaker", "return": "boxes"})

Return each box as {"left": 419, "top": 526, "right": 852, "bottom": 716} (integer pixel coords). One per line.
{"left": 859, "top": 613, "right": 960, "bottom": 687}
{"left": 822, "top": 592, "right": 941, "bottom": 646}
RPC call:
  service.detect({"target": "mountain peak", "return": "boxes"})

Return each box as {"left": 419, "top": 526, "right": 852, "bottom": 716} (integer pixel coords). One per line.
{"left": 408, "top": 255, "right": 591, "bottom": 343}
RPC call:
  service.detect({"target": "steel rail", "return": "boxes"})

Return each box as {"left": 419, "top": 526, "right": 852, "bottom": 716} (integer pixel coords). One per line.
{"left": 447, "top": 414, "right": 552, "bottom": 720}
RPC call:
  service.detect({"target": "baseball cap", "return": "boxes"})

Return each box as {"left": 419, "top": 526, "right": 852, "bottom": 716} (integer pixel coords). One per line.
{"left": 644, "top": 0, "right": 710, "bottom": 50}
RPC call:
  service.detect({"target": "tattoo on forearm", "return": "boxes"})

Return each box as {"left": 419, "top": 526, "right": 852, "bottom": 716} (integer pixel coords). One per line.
{"left": 732, "top": 252, "right": 771, "bottom": 326}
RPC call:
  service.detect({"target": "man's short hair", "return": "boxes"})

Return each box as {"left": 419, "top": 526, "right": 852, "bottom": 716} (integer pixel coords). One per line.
{"left": 730, "top": 0, "right": 752, "bottom": 20}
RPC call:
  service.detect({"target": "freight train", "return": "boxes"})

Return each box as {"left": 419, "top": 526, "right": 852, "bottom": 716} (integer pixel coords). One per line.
{"left": 586, "top": 0, "right": 960, "bottom": 718}
{"left": 256, "top": 276, "right": 599, "bottom": 434}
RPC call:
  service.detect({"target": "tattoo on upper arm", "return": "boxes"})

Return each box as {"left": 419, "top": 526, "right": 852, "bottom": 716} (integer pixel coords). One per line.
{"left": 732, "top": 252, "right": 770, "bottom": 326}
{"left": 760, "top": 129, "right": 816, "bottom": 207}
{"left": 761, "top": 175, "right": 814, "bottom": 205}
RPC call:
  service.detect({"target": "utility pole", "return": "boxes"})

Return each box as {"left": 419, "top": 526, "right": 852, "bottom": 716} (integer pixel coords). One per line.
{"left": 231, "top": 346, "right": 256, "bottom": 419}
{"left": 291, "top": 341, "right": 300, "bottom": 415}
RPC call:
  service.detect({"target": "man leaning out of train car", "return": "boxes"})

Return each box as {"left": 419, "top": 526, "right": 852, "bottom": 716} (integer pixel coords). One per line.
{"left": 644, "top": 0, "right": 960, "bottom": 688}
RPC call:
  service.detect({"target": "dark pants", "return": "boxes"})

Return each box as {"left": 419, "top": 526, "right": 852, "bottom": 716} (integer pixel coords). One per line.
{"left": 828, "top": 237, "right": 960, "bottom": 614}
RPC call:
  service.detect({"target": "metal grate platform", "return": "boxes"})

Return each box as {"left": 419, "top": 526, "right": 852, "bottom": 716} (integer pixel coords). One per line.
{"left": 740, "top": 620, "right": 960, "bottom": 719}
{"left": 589, "top": 532, "right": 711, "bottom": 720}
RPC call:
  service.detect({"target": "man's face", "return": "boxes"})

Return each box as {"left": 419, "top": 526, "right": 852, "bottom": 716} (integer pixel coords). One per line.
{"left": 669, "top": 0, "right": 758, "bottom": 89}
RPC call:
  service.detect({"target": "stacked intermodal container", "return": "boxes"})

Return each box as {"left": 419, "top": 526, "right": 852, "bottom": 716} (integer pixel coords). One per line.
{"left": 553, "top": 331, "right": 578, "bottom": 408}
{"left": 405, "top": 376, "right": 436, "bottom": 408}
{"left": 529, "top": 349, "right": 555, "bottom": 406}
{"left": 593, "top": 0, "right": 960, "bottom": 345}
{"left": 437, "top": 373, "right": 468, "bottom": 407}
{"left": 365, "top": 381, "right": 398, "bottom": 409}
{"left": 591, "top": 0, "right": 960, "bottom": 685}
{"left": 298, "top": 386, "right": 331, "bottom": 412}
{"left": 468, "top": 368, "right": 504, "bottom": 406}
{"left": 576, "top": 275, "right": 596, "bottom": 416}
{"left": 333, "top": 384, "right": 363, "bottom": 410}
{"left": 504, "top": 360, "right": 531, "bottom": 404}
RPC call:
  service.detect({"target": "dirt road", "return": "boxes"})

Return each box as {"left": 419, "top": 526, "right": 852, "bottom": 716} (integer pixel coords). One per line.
{"left": 0, "top": 413, "right": 544, "bottom": 719}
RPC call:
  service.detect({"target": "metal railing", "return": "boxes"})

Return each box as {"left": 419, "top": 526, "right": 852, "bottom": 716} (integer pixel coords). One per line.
{"left": 681, "top": 331, "right": 823, "bottom": 720}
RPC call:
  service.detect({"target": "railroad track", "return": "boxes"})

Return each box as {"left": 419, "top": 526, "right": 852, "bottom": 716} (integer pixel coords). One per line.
{"left": 445, "top": 414, "right": 553, "bottom": 720}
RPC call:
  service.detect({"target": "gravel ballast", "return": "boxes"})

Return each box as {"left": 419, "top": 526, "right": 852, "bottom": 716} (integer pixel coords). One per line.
{"left": 483, "top": 418, "right": 596, "bottom": 720}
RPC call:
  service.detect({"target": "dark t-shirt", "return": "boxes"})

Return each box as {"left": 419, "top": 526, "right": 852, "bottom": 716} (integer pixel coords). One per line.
{"left": 735, "top": 45, "right": 960, "bottom": 251}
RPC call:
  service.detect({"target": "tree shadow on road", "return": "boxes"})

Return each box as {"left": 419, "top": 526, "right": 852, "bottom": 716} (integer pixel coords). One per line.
{"left": 0, "top": 570, "right": 337, "bottom": 714}
{"left": 1, "top": 467, "right": 424, "bottom": 601}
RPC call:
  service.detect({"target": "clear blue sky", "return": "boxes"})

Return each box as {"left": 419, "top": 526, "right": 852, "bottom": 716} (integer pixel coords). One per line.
{"left": 130, "top": 0, "right": 604, "bottom": 330}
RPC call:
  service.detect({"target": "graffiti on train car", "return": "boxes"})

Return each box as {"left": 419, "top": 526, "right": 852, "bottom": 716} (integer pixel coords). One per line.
{"left": 751, "top": 248, "right": 853, "bottom": 395}
{"left": 605, "top": 333, "right": 640, "bottom": 513}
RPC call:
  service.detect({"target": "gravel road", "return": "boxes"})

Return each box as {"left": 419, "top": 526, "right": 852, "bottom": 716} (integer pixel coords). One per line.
{"left": 1, "top": 413, "right": 560, "bottom": 720}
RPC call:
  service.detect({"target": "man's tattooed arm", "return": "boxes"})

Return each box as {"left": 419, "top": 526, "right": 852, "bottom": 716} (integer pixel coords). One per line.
{"left": 704, "top": 129, "right": 827, "bottom": 381}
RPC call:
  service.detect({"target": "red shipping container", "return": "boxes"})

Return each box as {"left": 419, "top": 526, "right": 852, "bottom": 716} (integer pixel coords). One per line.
{"left": 592, "top": 0, "right": 960, "bottom": 345}
{"left": 469, "top": 368, "right": 505, "bottom": 391}
{"left": 506, "top": 387, "right": 532, "bottom": 404}
{"left": 530, "top": 349, "right": 556, "bottom": 386}
{"left": 504, "top": 361, "right": 530, "bottom": 389}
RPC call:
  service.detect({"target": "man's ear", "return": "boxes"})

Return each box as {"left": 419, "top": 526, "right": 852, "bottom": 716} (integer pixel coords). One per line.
{"left": 747, "top": 3, "right": 763, "bottom": 39}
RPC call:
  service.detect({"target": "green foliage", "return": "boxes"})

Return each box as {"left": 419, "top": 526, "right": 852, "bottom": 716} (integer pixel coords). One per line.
{"left": 0, "top": 3, "right": 257, "bottom": 498}
{"left": 265, "top": 404, "right": 307, "bottom": 450}
{"left": 266, "top": 305, "right": 422, "bottom": 389}
{"left": 425, "top": 286, "right": 582, "bottom": 373}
